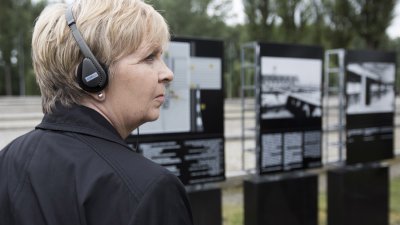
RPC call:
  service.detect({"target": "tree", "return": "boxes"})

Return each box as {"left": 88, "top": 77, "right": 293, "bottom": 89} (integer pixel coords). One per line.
{"left": 274, "top": 0, "right": 307, "bottom": 43}
{"left": 148, "top": 0, "right": 233, "bottom": 39}
{"left": 0, "top": 0, "right": 15, "bottom": 95}
{"left": 351, "top": 0, "right": 395, "bottom": 49}
{"left": 306, "top": 0, "right": 327, "bottom": 45}
{"left": 243, "top": 0, "right": 276, "bottom": 42}
{"left": 0, "top": 0, "right": 45, "bottom": 95}
{"left": 321, "top": 0, "right": 395, "bottom": 50}
{"left": 242, "top": 0, "right": 326, "bottom": 45}
{"left": 319, "top": 0, "right": 356, "bottom": 49}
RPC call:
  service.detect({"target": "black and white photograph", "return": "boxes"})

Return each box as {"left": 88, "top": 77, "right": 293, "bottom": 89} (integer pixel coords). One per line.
{"left": 260, "top": 56, "right": 322, "bottom": 119}
{"left": 346, "top": 62, "right": 395, "bottom": 114}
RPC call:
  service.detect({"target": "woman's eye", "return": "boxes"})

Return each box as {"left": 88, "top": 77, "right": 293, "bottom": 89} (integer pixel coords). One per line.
{"left": 144, "top": 53, "right": 156, "bottom": 62}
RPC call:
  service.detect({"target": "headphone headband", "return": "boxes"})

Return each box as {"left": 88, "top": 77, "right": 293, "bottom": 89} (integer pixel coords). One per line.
{"left": 65, "top": 5, "right": 108, "bottom": 92}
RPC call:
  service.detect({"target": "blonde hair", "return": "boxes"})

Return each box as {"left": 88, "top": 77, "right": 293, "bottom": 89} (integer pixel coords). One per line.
{"left": 32, "top": 0, "right": 170, "bottom": 113}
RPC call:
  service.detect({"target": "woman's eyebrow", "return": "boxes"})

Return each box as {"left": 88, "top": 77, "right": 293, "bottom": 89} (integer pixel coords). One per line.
{"left": 140, "top": 45, "right": 161, "bottom": 56}
{"left": 152, "top": 46, "right": 163, "bottom": 54}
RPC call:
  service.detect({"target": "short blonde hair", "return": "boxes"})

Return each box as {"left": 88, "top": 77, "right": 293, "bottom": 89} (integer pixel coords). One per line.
{"left": 32, "top": 0, "right": 170, "bottom": 113}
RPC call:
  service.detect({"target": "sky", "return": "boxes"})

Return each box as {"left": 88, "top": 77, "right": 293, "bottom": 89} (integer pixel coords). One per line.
{"left": 225, "top": 0, "right": 246, "bottom": 26}
{"left": 386, "top": 2, "right": 400, "bottom": 39}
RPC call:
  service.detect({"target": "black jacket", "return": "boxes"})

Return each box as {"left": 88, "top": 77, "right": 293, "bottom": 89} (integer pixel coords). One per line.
{"left": 0, "top": 103, "right": 193, "bottom": 225}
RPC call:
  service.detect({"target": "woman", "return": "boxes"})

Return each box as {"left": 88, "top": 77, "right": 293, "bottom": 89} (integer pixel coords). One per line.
{"left": 0, "top": 0, "right": 193, "bottom": 224}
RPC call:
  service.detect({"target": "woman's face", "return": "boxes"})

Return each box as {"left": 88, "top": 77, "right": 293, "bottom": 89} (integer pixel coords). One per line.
{"left": 104, "top": 43, "right": 173, "bottom": 135}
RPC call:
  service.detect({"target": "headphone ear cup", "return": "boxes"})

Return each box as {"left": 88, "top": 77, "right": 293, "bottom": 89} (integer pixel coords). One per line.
{"left": 76, "top": 60, "right": 84, "bottom": 88}
{"left": 76, "top": 58, "right": 108, "bottom": 93}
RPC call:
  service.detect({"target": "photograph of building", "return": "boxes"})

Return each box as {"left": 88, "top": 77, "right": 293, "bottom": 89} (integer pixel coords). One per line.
{"left": 260, "top": 56, "right": 322, "bottom": 119}
{"left": 346, "top": 62, "right": 395, "bottom": 114}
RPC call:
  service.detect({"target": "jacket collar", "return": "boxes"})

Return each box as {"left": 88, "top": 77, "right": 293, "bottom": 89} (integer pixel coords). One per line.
{"left": 36, "top": 103, "right": 128, "bottom": 147}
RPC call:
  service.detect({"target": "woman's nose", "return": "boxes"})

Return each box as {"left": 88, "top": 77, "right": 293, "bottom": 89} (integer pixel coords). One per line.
{"left": 159, "top": 61, "right": 174, "bottom": 83}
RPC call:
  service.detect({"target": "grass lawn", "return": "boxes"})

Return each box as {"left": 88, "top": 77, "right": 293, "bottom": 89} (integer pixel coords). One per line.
{"left": 391, "top": 176, "right": 400, "bottom": 225}
{"left": 222, "top": 176, "right": 400, "bottom": 225}
{"left": 223, "top": 186, "right": 243, "bottom": 225}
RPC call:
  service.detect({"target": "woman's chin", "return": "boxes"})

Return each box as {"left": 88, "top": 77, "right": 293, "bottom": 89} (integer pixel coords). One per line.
{"left": 145, "top": 111, "right": 160, "bottom": 122}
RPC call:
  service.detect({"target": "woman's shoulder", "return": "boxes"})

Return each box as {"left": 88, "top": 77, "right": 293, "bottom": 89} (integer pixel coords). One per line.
{"left": 71, "top": 132, "right": 181, "bottom": 198}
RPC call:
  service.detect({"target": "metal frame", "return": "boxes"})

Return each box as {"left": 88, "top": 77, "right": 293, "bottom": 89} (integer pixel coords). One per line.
{"left": 323, "top": 49, "right": 346, "bottom": 165}
{"left": 240, "top": 42, "right": 260, "bottom": 172}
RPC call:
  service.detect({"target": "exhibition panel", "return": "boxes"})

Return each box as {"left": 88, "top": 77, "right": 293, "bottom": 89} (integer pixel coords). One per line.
{"left": 328, "top": 165, "right": 389, "bottom": 225}
{"left": 257, "top": 42, "right": 324, "bottom": 174}
{"left": 244, "top": 174, "right": 318, "bottom": 225}
{"left": 127, "top": 37, "right": 225, "bottom": 185}
{"left": 345, "top": 49, "right": 396, "bottom": 164}
{"left": 240, "top": 42, "right": 322, "bottom": 225}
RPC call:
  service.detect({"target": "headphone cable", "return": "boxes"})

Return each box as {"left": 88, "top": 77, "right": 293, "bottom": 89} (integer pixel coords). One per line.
{"left": 135, "top": 127, "right": 140, "bottom": 152}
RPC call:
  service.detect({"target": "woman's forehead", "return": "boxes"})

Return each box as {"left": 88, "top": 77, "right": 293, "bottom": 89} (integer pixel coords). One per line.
{"left": 137, "top": 41, "right": 164, "bottom": 55}
{"left": 120, "top": 42, "right": 162, "bottom": 62}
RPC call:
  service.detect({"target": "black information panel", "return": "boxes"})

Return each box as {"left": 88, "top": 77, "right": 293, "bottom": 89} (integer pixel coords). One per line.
{"left": 127, "top": 37, "right": 225, "bottom": 185}
{"left": 258, "top": 43, "right": 323, "bottom": 174}
{"left": 244, "top": 174, "right": 318, "bottom": 225}
{"left": 328, "top": 165, "right": 389, "bottom": 225}
{"left": 345, "top": 50, "right": 396, "bottom": 164}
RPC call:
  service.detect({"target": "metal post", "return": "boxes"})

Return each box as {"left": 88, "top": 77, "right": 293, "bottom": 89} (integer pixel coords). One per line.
{"left": 323, "top": 51, "right": 330, "bottom": 164}
{"left": 240, "top": 46, "right": 246, "bottom": 171}
{"left": 323, "top": 49, "right": 346, "bottom": 165}
{"left": 254, "top": 43, "right": 260, "bottom": 174}
{"left": 240, "top": 42, "right": 258, "bottom": 172}
{"left": 338, "top": 50, "right": 345, "bottom": 162}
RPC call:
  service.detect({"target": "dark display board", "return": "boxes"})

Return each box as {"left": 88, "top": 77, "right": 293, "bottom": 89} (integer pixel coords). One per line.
{"left": 188, "top": 188, "right": 222, "bottom": 225}
{"left": 127, "top": 37, "right": 225, "bottom": 185}
{"left": 328, "top": 165, "right": 389, "bottom": 225}
{"left": 244, "top": 174, "right": 318, "bottom": 225}
{"left": 258, "top": 43, "right": 323, "bottom": 174}
{"left": 345, "top": 50, "right": 396, "bottom": 164}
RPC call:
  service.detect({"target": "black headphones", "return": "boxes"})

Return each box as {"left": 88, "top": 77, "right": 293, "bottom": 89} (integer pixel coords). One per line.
{"left": 65, "top": 5, "right": 108, "bottom": 93}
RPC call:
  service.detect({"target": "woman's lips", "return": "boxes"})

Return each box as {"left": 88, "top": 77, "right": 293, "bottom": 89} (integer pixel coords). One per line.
{"left": 155, "top": 94, "right": 165, "bottom": 103}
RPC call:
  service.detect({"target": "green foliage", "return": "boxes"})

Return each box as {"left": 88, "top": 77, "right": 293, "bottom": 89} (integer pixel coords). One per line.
{"left": 321, "top": 0, "right": 357, "bottom": 48}
{"left": 386, "top": 38, "right": 400, "bottom": 94}
{"left": 352, "top": 0, "right": 395, "bottom": 49}
{"left": 148, "top": 0, "right": 232, "bottom": 39}
{"left": 242, "top": 0, "right": 396, "bottom": 49}
{"left": 243, "top": 0, "right": 276, "bottom": 42}
{"left": 0, "top": 0, "right": 46, "bottom": 95}
{"left": 274, "top": 0, "right": 307, "bottom": 43}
